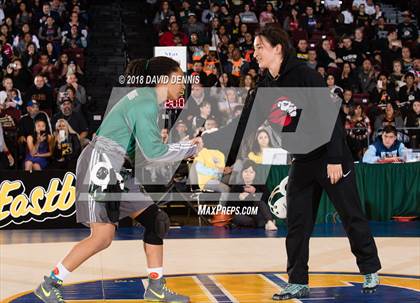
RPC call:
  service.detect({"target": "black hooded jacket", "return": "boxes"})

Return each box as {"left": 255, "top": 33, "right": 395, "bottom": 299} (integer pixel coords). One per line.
{"left": 203, "top": 53, "right": 349, "bottom": 165}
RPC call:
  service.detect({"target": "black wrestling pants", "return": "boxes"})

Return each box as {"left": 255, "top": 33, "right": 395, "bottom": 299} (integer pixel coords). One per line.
{"left": 285, "top": 155, "right": 381, "bottom": 284}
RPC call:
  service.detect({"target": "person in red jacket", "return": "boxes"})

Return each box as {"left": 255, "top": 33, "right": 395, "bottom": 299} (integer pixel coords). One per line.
{"left": 159, "top": 21, "right": 189, "bottom": 46}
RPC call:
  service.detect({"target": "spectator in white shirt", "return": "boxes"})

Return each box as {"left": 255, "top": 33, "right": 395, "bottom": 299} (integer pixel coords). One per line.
{"left": 324, "top": 0, "right": 341, "bottom": 11}
{"left": 364, "top": 0, "right": 375, "bottom": 16}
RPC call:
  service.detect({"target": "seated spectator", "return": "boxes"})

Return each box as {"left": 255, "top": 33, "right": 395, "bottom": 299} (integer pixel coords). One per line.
{"left": 259, "top": 3, "right": 276, "bottom": 28}
{"left": 0, "top": 95, "right": 21, "bottom": 134}
{"left": 17, "top": 100, "right": 51, "bottom": 146}
{"left": 62, "top": 24, "right": 87, "bottom": 49}
{"left": 301, "top": 6, "right": 320, "bottom": 36}
{"left": 14, "top": 2, "right": 33, "bottom": 29}
{"left": 296, "top": 39, "right": 309, "bottom": 61}
{"left": 1, "top": 77, "right": 23, "bottom": 110}
{"left": 21, "top": 42, "right": 39, "bottom": 70}
{"left": 316, "top": 65, "right": 327, "bottom": 81}
{"left": 0, "top": 33, "right": 14, "bottom": 61}
{"left": 324, "top": 0, "right": 341, "bottom": 11}
{"left": 371, "top": 73, "right": 397, "bottom": 108}
{"left": 337, "top": 5, "right": 354, "bottom": 35}
{"left": 45, "top": 42, "right": 59, "bottom": 64}
{"left": 341, "top": 89, "right": 354, "bottom": 117}
{"left": 58, "top": 73, "right": 86, "bottom": 107}
{"left": 238, "top": 73, "right": 255, "bottom": 101}
{"left": 389, "top": 60, "right": 405, "bottom": 91}
{"left": 355, "top": 4, "right": 369, "bottom": 27}
{"left": 218, "top": 88, "right": 242, "bottom": 120}
{"left": 51, "top": 118, "right": 81, "bottom": 170}
{"left": 62, "top": 11, "right": 88, "bottom": 38}
{"left": 36, "top": 2, "right": 61, "bottom": 26}
{"left": 338, "top": 62, "right": 359, "bottom": 91}
{"left": 380, "top": 29, "right": 403, "bottom": 73}
{"left": 282, "top": 7, "right": 300, "bottom": 33}
{"left": 51, "top": 97, "right": 89, "bottom": 145}
{"left": 191, "top": 100, "right": 212, "bottom": 135}
{"left": 313, "top": 0, "right": 327, "bottom": 15}
{"left": 373, "top": 16, "right": 388, "bottom": 41}
{"left": 31, "top": 53, "right": 57, "bottom": 87}
{"left": 345, "top": 103, "right": 371, "bottom": 160}
{"left": 203, "top": 117, "right": 218, "bottom": 132}
{"left": 228, "top": 14, "right": 241, "bottom": 43}
{"left": 152, "top": 1, "right": 174, "bottom": 30}
{"left": 371, "top": 3, "right": 385, "bottom": 23}
{"left": 374, "top": 102, "right": 404, "bottom": 138}
{"left": 182, "top": 13, "right": 205, "bottom": 41}
{"left": 404, "top": 100, "right": 420, "bottom": 148}
{"left": 398, "top": 72, "right": 419, "bottom": 105}
{"left": 358, "top": 58, "right": 377, "bottom": 94}
{"left": 239, "top": 3, "right": 258, "bottom": 24}
{"left": 50, "top": 0, "right": 67, "bottom": 17}
{"left": 401, "top": 47, "right": 414, "bottom": 72}
{"left": 5, "top": 58, "right": 33, "bottom": 93}
{"left": 201, "top": 3, "right": 219, "bottom": 25}
{"left": 13, "top": 23, "right": 41, "bottom": 52}
{"left": 224, "top": 48, "right": 249, "bottom": 84}
{"left": 0, "top": 123, "right": 14, "bottom": 168}
{"left": 193, "top": 138, "right": 230, "bottom": 205}
{"left": 177, "top": 0, "right": 193, "bottom": 25}
{"left": 336, "top": 35, "right": 363, "bottom": 69}
{"left": 248, "top": 129, "right": 272, "bottom": 164}
{"left": 306, "top": 48, "right": 318, "bottom": 69}
{"left": 172, "top": 119, "right": 189, "bottom": 142}
{"left": 219, "top": 4, "right": 232, "bottom": 25}
{"left": 317, "top": 39, "right": 338, "bottom": 68}
{"left": 14, "top": 32, "right": 34, "bottom": 57}
{"left": 159, "top": 21, "right": 188, "bottom": 46}
{"left": 397, "top": 11, "right": 418, "bottom": 45}
{"left": 24, "top": 118, "right": 54, "bottom": 171}
{"left": 228, "top": 160, "right": 277, "bottom": 230}
{"left": 58, "top": 85, "right": 82, "bottom": 112}
{"left": 364, "top": 0, "right": 375, "bottom": 16}
{"left": 25, "top": 75, "right": 55, "bottom": 114}
{"left": 363, "top": 125, "right": 407, "bottom": 163}
{"left": 352, "top": 27, "right": 369, "bottom": 56}
{"left": 327, "top": 74, "right": 343, "bottom": 95}
{"left": 188, "top": 60, "right": 207, "bottom": 85}
{"left": 239, "top": 32, "right": 254, "bottom": 63}
{"left": 38, "top": 16, "right": 61, "bottom": 49}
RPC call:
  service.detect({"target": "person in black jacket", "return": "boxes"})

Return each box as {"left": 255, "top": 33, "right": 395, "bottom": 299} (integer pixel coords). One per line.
{"left": 202, "top": 24, "right": 381, "bottom": 300}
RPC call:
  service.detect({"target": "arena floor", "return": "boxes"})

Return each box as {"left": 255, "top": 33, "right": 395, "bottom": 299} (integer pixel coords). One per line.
{"left": 1, "top": 222, "right": 419, "bottom": 302}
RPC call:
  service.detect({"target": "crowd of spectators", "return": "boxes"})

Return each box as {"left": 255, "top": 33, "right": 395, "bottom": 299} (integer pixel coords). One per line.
{"left": 0, "top": 0, "right": 89, "bottom": 170}
{"left": 150, "top": 0, "right": 419, "bottom": 164}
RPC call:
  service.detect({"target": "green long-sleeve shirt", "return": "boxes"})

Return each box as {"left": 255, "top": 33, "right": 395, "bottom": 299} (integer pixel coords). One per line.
{"left": 96, "top": 87, "right": 196, "bottom": 162}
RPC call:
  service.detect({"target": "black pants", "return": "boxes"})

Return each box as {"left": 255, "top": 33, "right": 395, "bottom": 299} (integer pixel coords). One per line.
{"left": 286, "top": 154, "right": 381, "bottom": 284}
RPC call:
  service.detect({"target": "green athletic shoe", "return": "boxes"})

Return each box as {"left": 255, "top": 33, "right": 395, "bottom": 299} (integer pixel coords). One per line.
{"left": 34, "top": 276, "right": 65, "bottom": 303}
{"left": 144, "top": 277, "right": 190, "bottom": 302}
{"left": 362, "top": 273, "right": 379, "bottom": 294}
{"left": 272, "top": 283, "right": 310, "bottom": 300}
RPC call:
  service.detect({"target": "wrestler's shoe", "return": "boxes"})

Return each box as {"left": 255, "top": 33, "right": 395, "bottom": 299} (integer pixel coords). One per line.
{"left": 144, "top": 277, "right": 190, "bottom": 302}
{"left": 272, "top": 283, "right": 310, "bottom": 300}
{"left": 34, "top": 276, "right": 65, "bottom": 303}
{"left": 362, "top": 273, "right": 379, "bottom": 294}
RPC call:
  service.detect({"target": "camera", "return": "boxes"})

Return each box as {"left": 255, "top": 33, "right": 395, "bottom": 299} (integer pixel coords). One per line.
{"left": 8, "top": 63, "right": 17, "bottom": 69}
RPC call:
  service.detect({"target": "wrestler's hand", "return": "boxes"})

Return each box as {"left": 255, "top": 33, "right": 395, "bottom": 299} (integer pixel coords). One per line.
{"left": 327, "top": 164, "right": 343, "bottom": 185}
{"left": 190, "top": 136, "right": 202, "bottom": 146}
